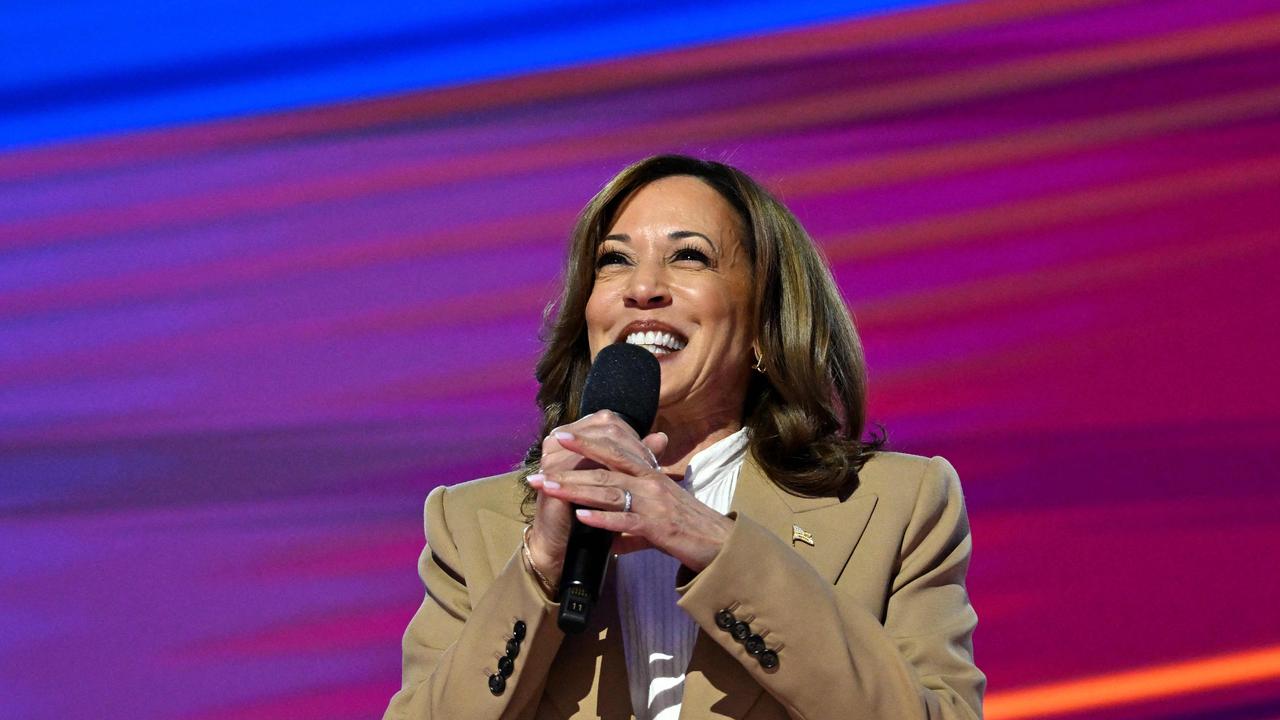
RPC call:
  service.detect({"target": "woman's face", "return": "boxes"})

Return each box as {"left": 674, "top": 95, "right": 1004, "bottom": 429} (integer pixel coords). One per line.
{"left": 585, "top": 175, "right": 755, "bottom": 418}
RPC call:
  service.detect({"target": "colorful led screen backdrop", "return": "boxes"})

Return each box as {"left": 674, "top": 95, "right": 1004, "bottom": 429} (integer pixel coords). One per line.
{"left": 2, "top": 1, "right": 1279, "bottom": 719}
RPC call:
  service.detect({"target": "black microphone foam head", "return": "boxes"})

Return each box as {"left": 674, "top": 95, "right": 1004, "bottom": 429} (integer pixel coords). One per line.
{"left": 578, "top": 343, "right": 661, "bottom": 437}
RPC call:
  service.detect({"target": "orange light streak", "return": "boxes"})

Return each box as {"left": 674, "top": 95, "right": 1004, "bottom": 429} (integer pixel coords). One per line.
{"left": 985, "top": 644, "right": 1280, "bottom": 720}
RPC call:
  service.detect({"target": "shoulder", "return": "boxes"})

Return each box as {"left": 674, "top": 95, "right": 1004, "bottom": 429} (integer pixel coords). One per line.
{"left": 855, "top": 451, "right": 965, "bottom": 522}
{"left": 426, "top": 468, "right": 528, "bottom": 527}
{"left": 418, "top": 468, "right": 529, "bottom": 584}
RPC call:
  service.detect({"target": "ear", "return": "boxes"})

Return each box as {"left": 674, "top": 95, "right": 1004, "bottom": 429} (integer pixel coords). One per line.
{"left": 751, "top": 342, "right": 767, "bottom": 374}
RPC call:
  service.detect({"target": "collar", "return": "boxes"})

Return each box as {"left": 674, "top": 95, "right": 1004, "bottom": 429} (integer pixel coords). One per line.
{"left": 681, "top": 427, "right": 749, "bottom": 494}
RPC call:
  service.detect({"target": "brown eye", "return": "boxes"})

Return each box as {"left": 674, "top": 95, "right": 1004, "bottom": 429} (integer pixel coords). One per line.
{"left": 673, "top": 247, "right": 710, "bottom": 264}
{"left": 595, "top": 251, "right": 628, "bottom": 269}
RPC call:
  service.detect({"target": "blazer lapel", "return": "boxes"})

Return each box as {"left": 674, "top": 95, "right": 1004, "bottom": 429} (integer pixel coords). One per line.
{"left": 762, "top": 483, "right": 878, "bottom": 587}
{"left": 680, "top": 454, "right": 878, "bottom": 719}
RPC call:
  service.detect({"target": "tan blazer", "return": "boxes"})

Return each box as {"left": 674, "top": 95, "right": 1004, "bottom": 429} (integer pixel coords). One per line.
{"left": 384, "top": 451, "right": 984, "bottom": 720}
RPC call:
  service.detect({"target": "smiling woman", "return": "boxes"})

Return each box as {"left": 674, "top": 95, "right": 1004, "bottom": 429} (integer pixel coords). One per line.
{"left": 528, "top": 156, "right": 883, "bottom": 501}
{"left": 384, "top": 155, "right": 985, "bottom": 720}
{"left": 586, "top": 175, "right": 757, "bottom": 465}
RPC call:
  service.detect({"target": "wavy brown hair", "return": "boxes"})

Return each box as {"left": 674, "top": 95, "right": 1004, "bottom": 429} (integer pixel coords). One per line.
{"left": 519, "top": 154, "right": 884, "bottom": 511}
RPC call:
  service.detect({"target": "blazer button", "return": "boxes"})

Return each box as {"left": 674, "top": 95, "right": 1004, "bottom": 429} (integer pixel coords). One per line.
{"left": 715, "top": 609, "right": 736, "bottom": 630}
{"left": 488, "top": 672, "right": 506, "bottom": 695}
{"left": 731, "top": 621, "right": 751, "bottom": 641}
{"left": 497, "top": 655, "right": 515, "bottom": 678}
{"left": 745, "top": 634, "right": 765, "bottom": 655}
{"left": 506, "top": 638, "right": 521, "bottom": 659}
{"left": 512, "top": 620, "right": 527, "bottom": 642}
{"left": 759, "top": 649, "right": 779, "bottom": 670}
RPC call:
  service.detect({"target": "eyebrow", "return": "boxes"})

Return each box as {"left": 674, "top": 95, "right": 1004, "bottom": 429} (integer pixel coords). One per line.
{"left": 602, "top": 231, "right": 718, "bottom": 251}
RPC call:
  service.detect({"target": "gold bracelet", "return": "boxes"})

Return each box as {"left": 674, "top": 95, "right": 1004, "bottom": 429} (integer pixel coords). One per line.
{"left": 522, "top": 524, "right": 556, "bottom": 597}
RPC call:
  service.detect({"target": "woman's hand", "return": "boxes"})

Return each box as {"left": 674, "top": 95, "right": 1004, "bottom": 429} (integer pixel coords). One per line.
{"left": 524, "top": 410, "right": 669, "bottom": 591}
{"left": 528, "top": 422, "right": 735, "bottom": 574}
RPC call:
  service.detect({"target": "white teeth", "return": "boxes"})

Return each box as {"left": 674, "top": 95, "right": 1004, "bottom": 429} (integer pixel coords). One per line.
{"left": 624, "top": 329, "right": 686, "bottom": 354}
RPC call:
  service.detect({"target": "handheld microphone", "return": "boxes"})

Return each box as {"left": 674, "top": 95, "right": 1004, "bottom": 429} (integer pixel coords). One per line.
{"left": 556, "top": 342, "right": 660, "bottom": 634}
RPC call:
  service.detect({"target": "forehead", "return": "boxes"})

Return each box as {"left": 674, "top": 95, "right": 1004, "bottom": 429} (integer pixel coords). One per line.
{"left": 606, "top": 175, "right": 743, "bottom": 240}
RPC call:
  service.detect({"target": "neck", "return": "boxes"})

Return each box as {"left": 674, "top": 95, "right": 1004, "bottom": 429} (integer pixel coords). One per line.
{"left": 651, "top": 406, "right": 743, "bottom": 477}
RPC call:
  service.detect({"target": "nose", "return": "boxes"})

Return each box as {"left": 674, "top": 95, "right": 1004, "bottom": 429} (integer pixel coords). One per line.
{"left": 623, "top": 256, "right": 670, "bottom": 309}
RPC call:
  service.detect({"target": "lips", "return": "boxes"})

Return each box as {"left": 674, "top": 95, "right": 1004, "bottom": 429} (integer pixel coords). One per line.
{"left": 616, "top": 320, "right": 688, "bottom": 356}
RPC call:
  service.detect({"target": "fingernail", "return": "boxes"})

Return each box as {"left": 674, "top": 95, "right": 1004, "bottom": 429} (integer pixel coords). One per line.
{"left": 527, "top": 473, "right": 545, "bottom": 485}
{"left": 553, "top": 430, "right": 574, "bottom": 442}
{"left": 543, "top": 478, "right": 560, "bottom": 489}
{"left": 575, "top": 508, "right": 592, "bottom": 519}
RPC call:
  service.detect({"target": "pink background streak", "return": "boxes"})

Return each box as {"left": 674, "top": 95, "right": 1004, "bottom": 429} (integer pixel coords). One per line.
{"left": 2, "top": 1, "right": 1279, "bottom": 718}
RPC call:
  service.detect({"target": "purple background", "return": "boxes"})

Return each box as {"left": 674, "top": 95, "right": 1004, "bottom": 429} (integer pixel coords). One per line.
{"left": 3, "top": 1, "right": 1279, "bottom": 718}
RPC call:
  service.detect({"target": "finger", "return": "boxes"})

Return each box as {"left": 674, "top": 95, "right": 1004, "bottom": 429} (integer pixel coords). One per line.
{"left": 546, "top": 467, "right": 650, "bottom": 492}
{"left": 553, "top": 431, "right": 655, "bottom": 476}
{"left": 530, "top": 485, "right": 573, "bottom": 533}
{"left": 575, "top": 507, "right": 643, "bottom": 534}
{"left": 560, "top": 410, "right": 656, "bottom": 468}
{"left": 537, "top": 472, "right": 632, "bottom": 512}
{"left": 573, "top": 409, "right": 640, "bottom": 436}
{"left": 540, "top": 433, "right": 561, "bottom": 454}
{"left": 528, "top": 476, "right": 573, "bottom": 540}
{"left": 543, "top": 411, "right": 643, "bottom": 473}
{"left": 539, "top": 432, "right": 600, "bottom": 474}
{"left": 540, "top": 426, "right": 571, "bottom": 458}
{"left": 641, "top": 432, "right": 669, "bottom": 469}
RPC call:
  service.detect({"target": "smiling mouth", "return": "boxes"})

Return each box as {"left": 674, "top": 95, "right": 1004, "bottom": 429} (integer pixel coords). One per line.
{"left": 623, "top": 329, "right": 687, "bottom": 356}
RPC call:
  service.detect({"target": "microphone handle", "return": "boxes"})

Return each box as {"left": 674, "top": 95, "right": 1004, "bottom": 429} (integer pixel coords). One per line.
{"left": 555, "top": 407, "right": 647, "bottom": 633}
{"left": 556, "top": 510, "right": 615, "bottom": 633}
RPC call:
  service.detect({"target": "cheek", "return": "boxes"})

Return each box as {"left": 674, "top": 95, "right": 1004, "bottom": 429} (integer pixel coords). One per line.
{"left": 706, "top": 283, "right": 753, "bottom": 350}
{"left": 682, "top": 284, "right": 746, "bottom": 342}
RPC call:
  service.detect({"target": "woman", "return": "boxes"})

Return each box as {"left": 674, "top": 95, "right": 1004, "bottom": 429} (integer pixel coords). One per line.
{"left": 384, "top": 155, "right": 984, "bottom": 719}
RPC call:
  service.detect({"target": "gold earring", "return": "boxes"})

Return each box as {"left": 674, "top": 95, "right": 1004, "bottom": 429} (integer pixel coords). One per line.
{"left": 752, "top": 345, "right": 767, "bottom": 374}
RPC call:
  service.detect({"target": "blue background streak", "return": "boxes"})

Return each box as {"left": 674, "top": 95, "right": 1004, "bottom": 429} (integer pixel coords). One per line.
{"left": 1, "top": 0, "right": 937, "bottom": 148}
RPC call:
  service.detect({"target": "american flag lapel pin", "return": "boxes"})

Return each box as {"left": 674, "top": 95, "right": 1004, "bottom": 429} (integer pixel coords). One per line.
{"left": 791, "top": 524, "right": 815, "bottom": 546}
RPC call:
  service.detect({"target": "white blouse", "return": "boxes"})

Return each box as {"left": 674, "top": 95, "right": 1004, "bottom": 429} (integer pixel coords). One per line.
{"left": 614, "top": 427, "right": 750, "bottom": 720}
